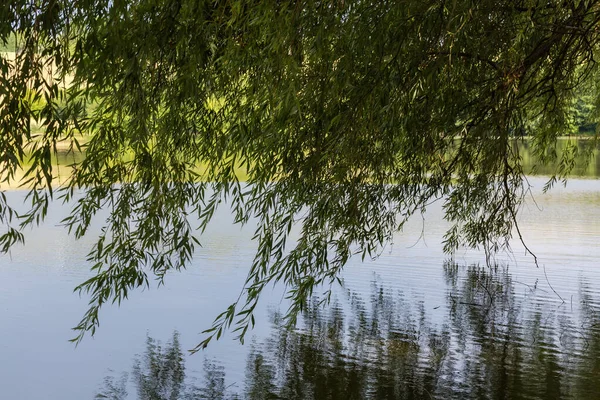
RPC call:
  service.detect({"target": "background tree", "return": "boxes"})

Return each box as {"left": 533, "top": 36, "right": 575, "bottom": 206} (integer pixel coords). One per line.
{"left": 1, "top": 0, "right": 599, "bottom": 349}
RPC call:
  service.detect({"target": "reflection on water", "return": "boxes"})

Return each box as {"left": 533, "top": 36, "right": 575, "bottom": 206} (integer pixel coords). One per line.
{"left": 98, "top": 265, "right": 600, "bottom": 399}
{"left": 517, "top": 138, "right": 600, "bottom": 177}
{"left": 33, "top": 139, "right": 600, "bottom": 181}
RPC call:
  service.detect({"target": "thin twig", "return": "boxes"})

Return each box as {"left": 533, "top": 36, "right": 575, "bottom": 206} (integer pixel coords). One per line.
{"left": 407, "top": 213, "right": 427, "bottom": 249}
{"left": 543, "top": 263, "right": 565, "bottom": 303}
{"left": 510, "top": 208, "right": 539, "bottom": 268}
{"left": 523, "top": 175, "right": 543, "bottom": 212}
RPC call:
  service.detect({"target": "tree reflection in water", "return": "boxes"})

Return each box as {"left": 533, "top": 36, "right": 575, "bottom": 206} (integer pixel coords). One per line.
{"left": 96, "top": 263, "right": 600, "bottom": 399}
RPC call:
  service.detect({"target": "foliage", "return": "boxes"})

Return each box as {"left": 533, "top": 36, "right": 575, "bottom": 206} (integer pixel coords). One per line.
{"left": 2, "top": 0, "right": 600, "bottom": 349}
{"left": 0, "top": 33, "right": 18, "bottom": 52}
{"left": 569, "top": 91, "right": 597, "bottom": 133}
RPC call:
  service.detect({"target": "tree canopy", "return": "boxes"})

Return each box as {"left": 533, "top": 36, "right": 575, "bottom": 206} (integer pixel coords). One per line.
{"left": 1, "top": 0, "right": 599, "bottom": 350}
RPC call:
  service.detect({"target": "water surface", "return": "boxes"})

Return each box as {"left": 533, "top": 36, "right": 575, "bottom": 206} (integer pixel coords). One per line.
{"left": 1, "top": 177, "right": 599, "bottom": 399}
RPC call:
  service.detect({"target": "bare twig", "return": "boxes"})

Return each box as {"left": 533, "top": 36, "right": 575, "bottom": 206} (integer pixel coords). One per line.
{"left": 543, "top": 263, "right": 565, "bottom": 303}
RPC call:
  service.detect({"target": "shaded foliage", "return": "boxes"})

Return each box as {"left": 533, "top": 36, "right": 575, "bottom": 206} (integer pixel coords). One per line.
{"left": 2, "top": 0, "right": 600, "bottom": 347}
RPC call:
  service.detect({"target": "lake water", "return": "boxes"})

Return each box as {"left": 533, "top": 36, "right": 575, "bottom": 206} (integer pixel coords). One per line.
{"left": 1, "top": 170, "right": 600, "bottom": 396}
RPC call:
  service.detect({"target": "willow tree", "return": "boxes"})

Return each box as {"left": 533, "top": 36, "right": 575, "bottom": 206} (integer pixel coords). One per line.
{"left": 1, "top": 0, "right": 599, "bottom": 349}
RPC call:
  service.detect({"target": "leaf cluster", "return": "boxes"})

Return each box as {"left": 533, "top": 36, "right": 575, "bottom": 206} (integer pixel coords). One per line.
{"left": 1, "top": 0, "right": 600, "bottom": 349}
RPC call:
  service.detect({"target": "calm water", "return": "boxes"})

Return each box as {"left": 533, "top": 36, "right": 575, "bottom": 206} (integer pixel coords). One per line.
{"left": 1, "top": 175, "right": 600, "bottom": 397}
{"left": 517, "top": 138, "right": 600, "bottom": 177}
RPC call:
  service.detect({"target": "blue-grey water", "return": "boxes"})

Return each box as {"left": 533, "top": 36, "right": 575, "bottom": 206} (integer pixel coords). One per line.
{"left": 1, "top": 177, "right": 600, "bottom": 399}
